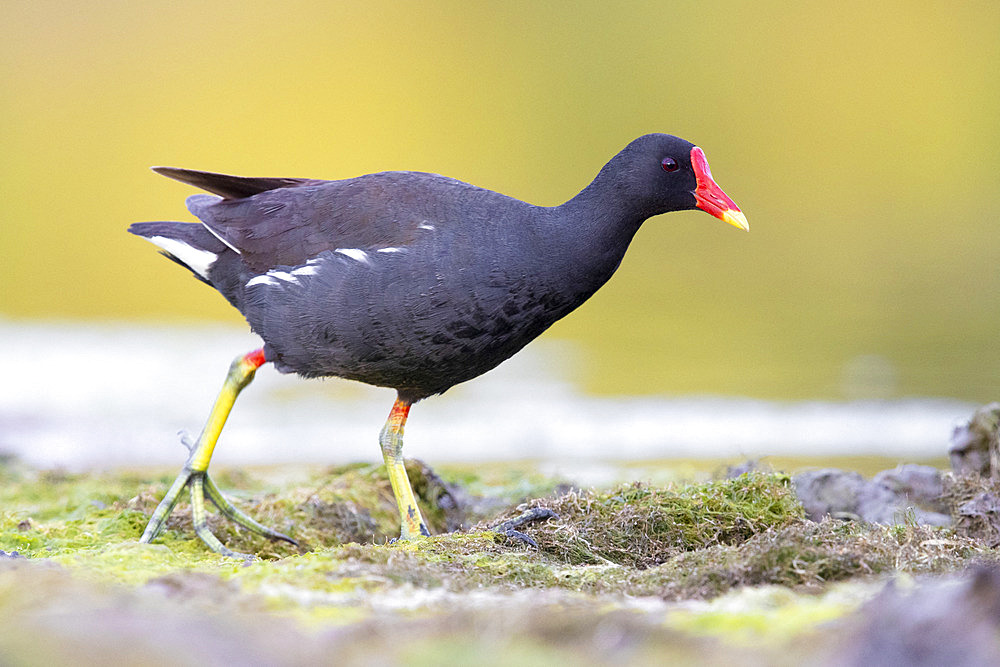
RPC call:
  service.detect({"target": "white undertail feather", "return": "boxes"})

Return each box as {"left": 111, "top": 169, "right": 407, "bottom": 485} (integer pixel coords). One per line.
{"left": 149, "top": 236, "right": 218, "bottom": 279}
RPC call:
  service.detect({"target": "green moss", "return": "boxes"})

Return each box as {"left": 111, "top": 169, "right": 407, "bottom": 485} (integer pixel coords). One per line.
{"left": 4, "top": 458, "right": 999, "bottom": 637}
{"left": 1, "top": 470, "right": 156, "bottom": 557}
{"left": 5, "top": 455, "right": 1000, "bottom": 664}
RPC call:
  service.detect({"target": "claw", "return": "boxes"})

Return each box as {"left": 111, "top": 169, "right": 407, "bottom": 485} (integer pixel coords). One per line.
{"left": 498, "top": 528, "right": 539, "bottom": 548}
{"left": 178, "top": 430, "right": 196, "bottom": 453}
{"left": 493, "top": 507, "right": 557, "bottom": 548}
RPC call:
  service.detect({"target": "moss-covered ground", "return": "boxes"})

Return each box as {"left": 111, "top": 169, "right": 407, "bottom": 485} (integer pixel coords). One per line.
{"left": 1, "top": 455, "right": 997, "bottom": 665}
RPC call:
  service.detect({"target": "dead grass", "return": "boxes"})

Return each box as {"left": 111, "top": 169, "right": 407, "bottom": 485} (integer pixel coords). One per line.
{"left": 489, "top": 472, "right": 804, "bottom": 568}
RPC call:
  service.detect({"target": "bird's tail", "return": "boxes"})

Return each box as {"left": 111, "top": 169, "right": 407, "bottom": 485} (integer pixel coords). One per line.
{"left": 128, "top": 221, "right": 229, "bottom": 284}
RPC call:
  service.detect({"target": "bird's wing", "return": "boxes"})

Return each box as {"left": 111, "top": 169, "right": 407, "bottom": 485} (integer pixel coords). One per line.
{"left": 157, "top": 168, "right": 479, "bottom": 272}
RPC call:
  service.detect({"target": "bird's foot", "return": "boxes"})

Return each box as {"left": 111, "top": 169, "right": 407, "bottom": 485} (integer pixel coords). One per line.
{"left": 493, "top": 507, "right": 558, "bottom": 548}
{"left": 387, "top": 522, "right": 432, "bottom": 544}
{"left": 139, "top": 466, "right": 297, "bottom": 560}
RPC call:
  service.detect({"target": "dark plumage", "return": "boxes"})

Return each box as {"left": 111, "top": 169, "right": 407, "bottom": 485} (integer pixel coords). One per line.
{"left": 130, "top": 133, "right": 747, "bottom": 557}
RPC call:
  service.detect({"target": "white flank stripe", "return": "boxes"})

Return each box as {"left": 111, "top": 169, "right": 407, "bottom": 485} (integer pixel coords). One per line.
{"left": 417, "top": 222, "right": 435, "bottom": 231}
{"left": 291, "top": 265, "right": 319, "bottom": 276}
{"left": 268, "top": 271, "right": 298, "bottom": 284}
{"left": 376, "top": 247, "right": 405, "bottom": 254}
{"left": 335, "top": 248, "right": 370, "bottom": 264}
{"left": 246, "top": 275, "right": 279, "bottom": 288}
{"left": 149, "top": 236, "right": 218, "bottom": 279}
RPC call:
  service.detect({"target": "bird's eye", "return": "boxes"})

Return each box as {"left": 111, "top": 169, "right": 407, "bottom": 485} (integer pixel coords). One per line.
{"left": 661, "top": 157, "right": 679, "bottom": 172}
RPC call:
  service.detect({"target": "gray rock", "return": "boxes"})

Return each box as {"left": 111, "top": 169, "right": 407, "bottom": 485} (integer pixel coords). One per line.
{"left": 949, "top": 403, "right": 1000, "bottom": 477}
{"left": 826, "top": 567, "right": 1000, "bottom": 667}
{"left": 956, "top": 491, "right": 1000, "bottom": 547}
{"left": 873, "top": 464, "right": 947, "bottom": 509}
{"left": 794, "top": 469, "right": 868, "bottom": 520}
{"left": 794, "top": 466, "right": 951, "bottom": 527}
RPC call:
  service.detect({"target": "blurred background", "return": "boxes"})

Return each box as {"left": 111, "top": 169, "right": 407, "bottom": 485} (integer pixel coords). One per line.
{"left": 3, "top": 1, "right": 999, "bottom": 468}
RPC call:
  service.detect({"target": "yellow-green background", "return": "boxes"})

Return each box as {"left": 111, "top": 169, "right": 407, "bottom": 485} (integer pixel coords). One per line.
{"left": 3, "top": 1, "right": 999, "bottom": 401}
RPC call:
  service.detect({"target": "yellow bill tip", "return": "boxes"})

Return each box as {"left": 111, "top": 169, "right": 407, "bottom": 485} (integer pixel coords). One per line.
{"left": 722, "top": 208, "right": 749, "bottom": 232}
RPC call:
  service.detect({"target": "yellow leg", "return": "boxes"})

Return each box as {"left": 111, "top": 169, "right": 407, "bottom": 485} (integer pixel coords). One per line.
{"left": 139, "top": 349, "right": 295, "bottom": 558}
{"left": 187, "top": 349, "right": 266, "bottom": 472}
{"left": 379, "top": 397, "right": 429, "bottom": 540}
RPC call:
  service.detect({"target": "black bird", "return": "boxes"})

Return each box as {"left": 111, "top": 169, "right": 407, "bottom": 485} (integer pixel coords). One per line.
{"left": 130, "top": 134, "right": 748, "bottom": 557}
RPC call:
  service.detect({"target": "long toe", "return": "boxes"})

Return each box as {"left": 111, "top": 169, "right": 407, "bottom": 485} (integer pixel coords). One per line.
{"left": 202, "top": 474, "right": 298, "bottom": 547}
{"left": 140, "top": 467, "right": 196, "bottom": 544}
{"left": 140, "top": 468, "right": 296, "bottom": 559}
{"left": 493, "top": 507, "right": 558, "bottom": 548}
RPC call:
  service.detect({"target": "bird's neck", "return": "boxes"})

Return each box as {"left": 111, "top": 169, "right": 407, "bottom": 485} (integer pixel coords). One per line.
{"left": 546, "top": 170, "right": 648, "bottom": 286}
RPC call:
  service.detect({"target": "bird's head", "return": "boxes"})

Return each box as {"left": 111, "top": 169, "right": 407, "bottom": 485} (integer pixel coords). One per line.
{"left": 612, "top": 133, "right": 748, "bottom": 231}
